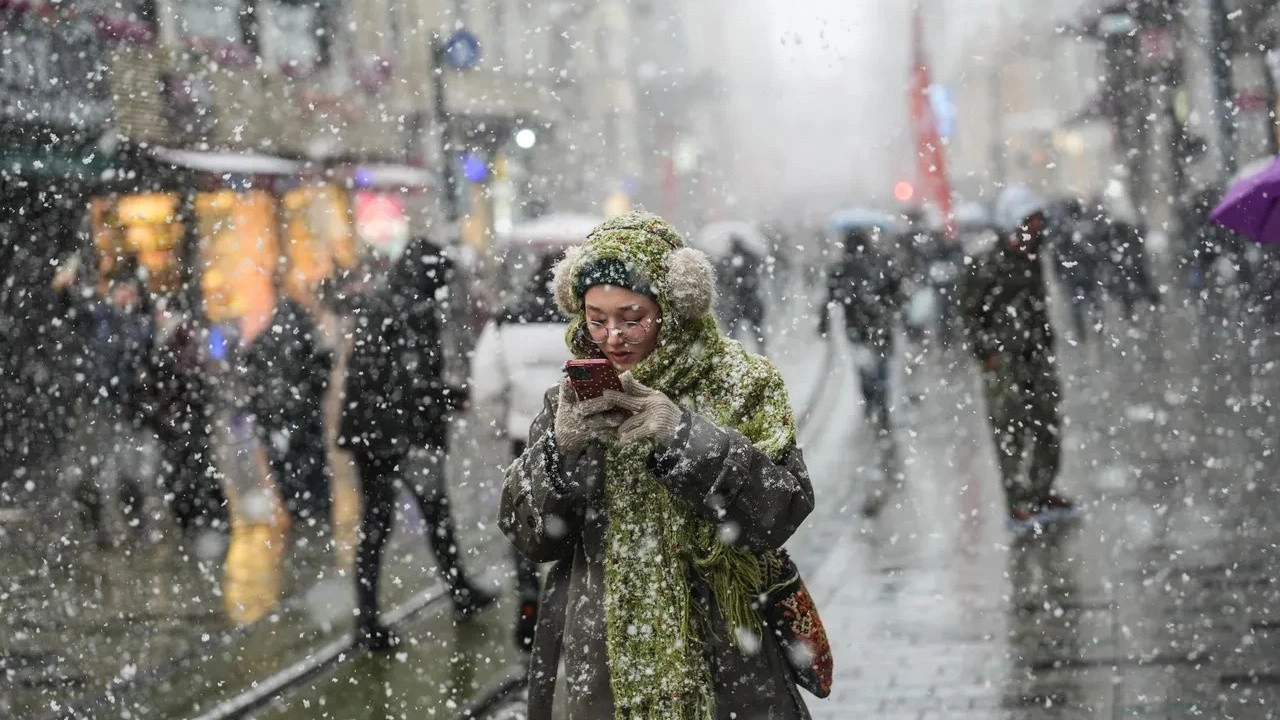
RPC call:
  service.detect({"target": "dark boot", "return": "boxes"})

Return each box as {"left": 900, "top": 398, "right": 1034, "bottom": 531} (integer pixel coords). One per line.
{"left": 513, "top": 554, "right": 540, "bottom": 651}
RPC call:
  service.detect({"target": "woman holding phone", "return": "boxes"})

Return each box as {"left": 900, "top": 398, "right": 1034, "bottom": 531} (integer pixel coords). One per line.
{"left": 500, "top": 212, "right": 816, "bottom": 719}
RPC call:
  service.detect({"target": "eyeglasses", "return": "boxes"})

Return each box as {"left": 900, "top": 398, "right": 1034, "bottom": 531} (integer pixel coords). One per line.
{"left": 585, "top": 317, "right": 656, "bottom": 345}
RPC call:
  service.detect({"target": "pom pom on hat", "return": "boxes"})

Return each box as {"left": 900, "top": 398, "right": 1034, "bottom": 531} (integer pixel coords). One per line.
{"left": 664, "top": 247, "right": 715, "bottom": 321}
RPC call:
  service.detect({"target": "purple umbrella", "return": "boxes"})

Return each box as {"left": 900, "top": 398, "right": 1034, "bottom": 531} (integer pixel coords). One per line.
{"left": 1211, "top": 156, "right": 1280, "bottom": 244}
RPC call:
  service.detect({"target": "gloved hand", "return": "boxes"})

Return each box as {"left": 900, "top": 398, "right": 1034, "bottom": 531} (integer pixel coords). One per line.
{"left": 555, "top": 381, "right": 626, "bottom": 454}
{"left": 604, "top": 373, "right": 682, "bottom": 446}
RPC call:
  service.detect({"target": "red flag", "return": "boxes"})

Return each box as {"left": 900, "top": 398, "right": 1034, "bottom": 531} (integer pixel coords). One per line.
{"left": 909, "top": 2, "right": 957, "bottom": 239}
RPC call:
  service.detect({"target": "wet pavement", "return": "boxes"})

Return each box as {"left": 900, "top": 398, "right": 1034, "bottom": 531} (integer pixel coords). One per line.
{"left": 8, "top": 277, "right": 1280, "bottom": 719}
{"left": 797, "top": 290, "right": 1280, "bottom": 719}
{"left": 2, "top": 382, "right": 515, "bottom": 719}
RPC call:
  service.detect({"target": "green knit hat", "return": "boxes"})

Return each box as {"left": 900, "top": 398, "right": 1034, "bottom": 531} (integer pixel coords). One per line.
{"left": 552, "top": 210, "right": 715, "bottom": 325}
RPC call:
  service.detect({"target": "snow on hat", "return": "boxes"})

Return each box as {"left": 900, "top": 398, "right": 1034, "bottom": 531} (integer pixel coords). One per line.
{"left": 994, "top": 185, "right": 1047, "bottom": 233}
{"left": 552, "top": 210, "right": 714, "bottom": 324}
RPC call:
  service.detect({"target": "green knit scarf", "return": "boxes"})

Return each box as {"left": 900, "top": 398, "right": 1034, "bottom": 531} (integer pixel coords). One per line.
{"left": 571, "top": 312, "right": 797, "bottom": 719}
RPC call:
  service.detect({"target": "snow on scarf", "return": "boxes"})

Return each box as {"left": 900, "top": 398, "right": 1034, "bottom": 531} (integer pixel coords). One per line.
{"left": 557, "top": 212, "right": 796, "bottom": 719}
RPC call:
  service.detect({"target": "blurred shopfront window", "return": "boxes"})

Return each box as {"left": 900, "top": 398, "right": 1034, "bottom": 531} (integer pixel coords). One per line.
{"left": 89, "top": 193, "right": 183, "bottom": 293}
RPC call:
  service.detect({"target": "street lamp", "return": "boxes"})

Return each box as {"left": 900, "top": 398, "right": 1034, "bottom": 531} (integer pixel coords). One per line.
{"left": 515, "top": 128, "right": 537, "bottom": 149}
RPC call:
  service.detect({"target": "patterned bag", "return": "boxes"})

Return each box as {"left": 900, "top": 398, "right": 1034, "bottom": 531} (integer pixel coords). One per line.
{"left": 758, "top": 549, "right": 834, "bottom": 698}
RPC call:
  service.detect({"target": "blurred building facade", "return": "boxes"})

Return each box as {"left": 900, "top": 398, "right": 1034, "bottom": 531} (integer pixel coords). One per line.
{"left": 931, "top": 0, "right": 1114, "bottom": 205}
{"left": 934, "top": 0, "right": 1280, "bottom": 246}
{"left": 0, "top": 0, "right": 656, "bottom": 480}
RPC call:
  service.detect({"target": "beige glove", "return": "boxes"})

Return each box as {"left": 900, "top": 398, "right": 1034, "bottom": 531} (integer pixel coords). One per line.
{"left": 604, "top": 373, "right": 682, "bottom": 446}
{"left": 555, "top": 381, "right": 626, "bottom": 454}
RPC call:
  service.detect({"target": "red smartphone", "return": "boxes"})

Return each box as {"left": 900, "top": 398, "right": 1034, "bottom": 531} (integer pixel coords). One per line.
{"left": 565, "top": 359, "right": 623, "bottom": 400}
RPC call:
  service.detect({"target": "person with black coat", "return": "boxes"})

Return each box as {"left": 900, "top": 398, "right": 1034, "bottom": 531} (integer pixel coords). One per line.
{"left": 337, "top": 256, "right": 494, "bottom": 651}
{"left": 53, "top": 259, "right": 155, "bottom": 542}
{"left": 148, "top": 314, "right": 229, "bottom": 533}
{"left": 715, "top": 235, "right": 768, "bottom": 352}
{"left": 1094, "top": 200, "right": 1160, "bottom": 318}
{"left": 243, "top": 297, "right": 333, "bottom": 530}
{"left": 1047, "top": 198, "right": 1105, "bottom": 344}
{"left": 818, "top": 228, "right": 906, "bottom": 431}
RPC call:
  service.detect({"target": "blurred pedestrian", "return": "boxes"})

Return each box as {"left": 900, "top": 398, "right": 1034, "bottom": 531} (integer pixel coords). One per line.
{"left": 148, "top": 311, "right": 229, "bottom": 534}
{"left": 762, "top": 221, "right": 794, "bottom": 294}
{"left": 1094, "top": 197, "right": 1160, "bottom": 318}
{"left": 500, "top": 212, "right": 815, "bottom": 720}
{"left": 715, "top": 234, "right": 768, "bottom": 352}
{"left": 961, "top": 186, "right": 1075, "bottom": 535}
{"left": 338, "top": 254, "right": 494, "bottom": 651}
{"left": 243, "top": 295, "right": 333, "bottom": 534}
{"left": 391, "top": 235, "right": 455, "bottom": 334}
{"left": 818, "top": 228, "right": 906, "bottom": 433}
{"left": 1186, "top": 187, "right": 1252, "bottom": 304}
{"left": 470, "top": 253, "right": 569, "bottom": 653}
{"left": 54, "top": 258, "right": 155, "bottom": 544}
{"left": 1047, "top": 198, "right": 1105, "bottom": 345}
{"left": 901, "top": 214, "right": 965, "bottom": 348}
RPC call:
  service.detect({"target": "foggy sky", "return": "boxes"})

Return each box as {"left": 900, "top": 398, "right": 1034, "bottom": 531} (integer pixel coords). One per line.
{"left": 708, "top": 1, "right": 915, "bottom": 219}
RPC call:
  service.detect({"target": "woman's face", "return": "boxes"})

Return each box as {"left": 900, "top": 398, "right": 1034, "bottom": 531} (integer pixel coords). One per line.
{"left": 583, "top": 284, "right": 661, "bottom": 372}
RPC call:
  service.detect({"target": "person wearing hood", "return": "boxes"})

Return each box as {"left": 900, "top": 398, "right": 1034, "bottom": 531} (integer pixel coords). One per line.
{"left": 242, "top": 295, "right": 333, "bottom": 534}
{"left": 500, "top": 211, "right": 817, "bottom": 720}
{"left": 961, "top": 186, "right": 1075, "bottom": 534}
{"left": 337, "top": 251, "right": 494, "bottom": 650}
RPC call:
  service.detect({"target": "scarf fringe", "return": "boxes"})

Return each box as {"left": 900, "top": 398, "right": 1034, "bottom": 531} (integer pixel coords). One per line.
{"left": 694, "top": 537, "right": 765, "bottom": 640}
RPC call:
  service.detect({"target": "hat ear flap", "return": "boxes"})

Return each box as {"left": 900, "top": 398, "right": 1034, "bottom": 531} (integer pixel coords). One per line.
{"left": 553, "top": 245, "right": 586, "bottom": 316}
{"left": 664, "top": 247, "right": 715, "bottom": 322}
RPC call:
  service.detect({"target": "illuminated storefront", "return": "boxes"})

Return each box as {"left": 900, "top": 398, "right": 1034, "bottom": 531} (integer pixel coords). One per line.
{"left": 196, "top": 189, "right": 280, "bottom": 339}
{"left": 279, "top": 184, "right": 355, "bottom": 301}
{"left": 90, "top": 180, "right": 358, "bottom": 330}
{"left": 352, "top": 190, "right": 410, "bottom": 259}
{"left": 89, "top": 193, "right": 184, "bottom": 293}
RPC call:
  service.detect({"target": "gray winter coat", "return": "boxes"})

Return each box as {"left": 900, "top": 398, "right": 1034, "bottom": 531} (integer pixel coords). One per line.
{"left": 500, "top": 389, "right": 816, "bottom": 720}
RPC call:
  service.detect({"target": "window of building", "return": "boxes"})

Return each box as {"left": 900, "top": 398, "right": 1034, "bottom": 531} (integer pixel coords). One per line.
{"left": 260, "top": 0, "right": 321, "bottom": 72}
{"left": 68, "top": 0, "right": 156, "bottom": 27}
{"left": 171, "top": 0, "right": 245, "bottom": 47}
{"left": 90, "top": 193, "right": 183, "bottom": 294}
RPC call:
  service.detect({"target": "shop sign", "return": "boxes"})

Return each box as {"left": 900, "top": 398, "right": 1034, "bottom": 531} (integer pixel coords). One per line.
{"left": 442, "top": 29, "right": 482, "bottom": 71}
{"left": 0, "top": 12, "right": 112, "bottom": 133}
{"left": 354, "top": 190, "right": 409, "bottom": 257}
